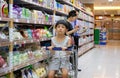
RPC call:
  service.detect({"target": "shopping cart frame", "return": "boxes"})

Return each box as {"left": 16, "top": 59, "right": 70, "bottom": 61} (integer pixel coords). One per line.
{"left": 45, "top": 46, "right": 78, "bottom": 78}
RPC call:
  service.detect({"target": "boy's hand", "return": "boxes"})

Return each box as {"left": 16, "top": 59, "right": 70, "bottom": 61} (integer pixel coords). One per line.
{"left": 75, "top": 25, "right": 79, "bottom": 31}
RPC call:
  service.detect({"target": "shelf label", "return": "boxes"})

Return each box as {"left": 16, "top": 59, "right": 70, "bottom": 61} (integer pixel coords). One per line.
{"left": 37, "top": 39, "right": 39, "bottom": 42}
{"left": 34, "top": 20, "right": 37, "bottom": 24}
{"left": 50, "top": 22, "right": 52, "bottom": 25}
{"left": 24, "top": 41, "right": 26, "bottom": 44}
{"left": 42, "top": 22, "right": 43, "bottom": 24}
{"left": 15, "top": 19, "right": 19, "bottom": 22}
{"left": 14, "top": 42, "right": 17, "bottom": 45}
{"left": 39, "top": 21, "right": 41, "bottom": 24}
{"left": 0, "top": 17, "right": 1, "bottom": 20}
{"left": 31, "top": 40, "right": 33, "bottom": 43}
{"left": 27, "top": 20, "right": 30, "bottom": 23}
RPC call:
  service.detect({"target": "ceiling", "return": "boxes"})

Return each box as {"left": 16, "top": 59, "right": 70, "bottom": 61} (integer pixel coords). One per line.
{"left": 80, "top": 0, "right": 120, "bottom": 16}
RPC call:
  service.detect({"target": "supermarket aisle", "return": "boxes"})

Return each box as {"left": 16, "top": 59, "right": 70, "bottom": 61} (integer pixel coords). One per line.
{"left": 77, "top": 40, "right": 120, "bottom": 78}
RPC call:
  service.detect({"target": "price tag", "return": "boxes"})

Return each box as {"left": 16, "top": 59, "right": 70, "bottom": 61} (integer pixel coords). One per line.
{"left": 24, "top": 41, "right": 26, "bottom": 44}
{"left": 14, "top": 42, "right": 17, "bottom": 45}
{"left": 31, "top": 40, "right": 33, "bottom": 43}
{"left": 27, "top": 20, "right": 30, "bottom": 23}
{"left": 15, "top": 19, "right": 18, "bottom": 22}
{"left": 34, "top": 20, "right": 37, "bottom": 24}
{"left": 39, "top": 21, "right": 41, "bottom": 24}
{"left": 50, "top": 22, "right": 52, "bottom": 25}
{"left": 0, "top": 17, "right": 1, "bottom": 20}
{"left": 37, "top": 39, "right": 39, "bottom": 42}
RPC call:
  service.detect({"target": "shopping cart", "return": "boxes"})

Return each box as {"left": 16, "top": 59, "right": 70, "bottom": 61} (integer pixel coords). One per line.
{"left": 45, "top": 46, "right": 78, "bottom": 78}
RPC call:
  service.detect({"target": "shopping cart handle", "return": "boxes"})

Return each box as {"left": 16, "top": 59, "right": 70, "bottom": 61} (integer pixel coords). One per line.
{"left": 46, "top": 46, "right": 73, "bottom": 51}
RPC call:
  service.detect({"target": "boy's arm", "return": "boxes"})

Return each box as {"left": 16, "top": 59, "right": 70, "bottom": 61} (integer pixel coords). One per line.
{"left": 66, "top": 25, "right": 79, "bottom": 35}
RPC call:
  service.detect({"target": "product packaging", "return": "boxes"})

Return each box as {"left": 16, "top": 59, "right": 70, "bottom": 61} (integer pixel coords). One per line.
{"left": 1, "top": 0, "right": 8, "bottom": 17}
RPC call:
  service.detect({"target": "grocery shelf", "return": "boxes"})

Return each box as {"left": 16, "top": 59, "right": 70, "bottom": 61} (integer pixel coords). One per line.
{"left": 77, "top": 17, "right": 84, "bottom": 21}
{"left": 0, "top": 41, "right": 10, "bottom": 47}
{"left": 13, "top": 39, "right": 39, "bottom": 45}
{"left": 0, "top": 67, "right": 10, "bottom": 76}
{"left": 55, "top": 10, "right": 68, "bottom": 16}
{"left": 13, "top": 55, "right": 48, "bottom": 71}
{"left": 13, "top": 0, "right": 54, "bottom": 14}
{"left": 84, "top": 19, "right": 94, "bottom": 23}
{"left": 77, "top": 17, "right": 94, "bottom": 23}
{"left": 56, "top": 0, "right": 80, "bottom": 11}
{"left": 0, "top": 38, "right": 51, "bottom": 47}
{"left": 0, "top": 17, "right": 12, "bottom": 22}
{"left": 56, "top": 0, "right": 93, "bottom": 16}
{"left": 78, "top": 45, "right": 94, "bottom": 57}
{"left": 0, "top": 0, "right": 94, "bottom": 77}
{"left": 13, "top": 18, "right": 53, "bottom": 25}
{"left": 13, "top": 38, "right": 51, "bottom": 45}
{"left": 79, "top": 40, "right": 94, "bottom": 47}
{"left": 79, "top": 34, "right": 94, "bottom": 37}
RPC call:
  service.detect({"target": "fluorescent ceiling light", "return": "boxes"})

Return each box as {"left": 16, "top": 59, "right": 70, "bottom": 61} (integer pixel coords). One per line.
{"left": 108, "top": 0, "right": 113, "bottom": 2}
{"left": 99, "top": 16, "right": 103, "bottom": 19}
{"left": 94, "top": 6, "right": 120, "bottom": 10}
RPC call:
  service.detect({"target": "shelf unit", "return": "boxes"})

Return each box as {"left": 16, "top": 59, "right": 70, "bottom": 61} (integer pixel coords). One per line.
{"left": 0, "top": 0, "right": 94, "bottom": 77}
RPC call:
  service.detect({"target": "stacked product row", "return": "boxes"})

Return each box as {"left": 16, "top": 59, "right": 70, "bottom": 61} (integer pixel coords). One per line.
{"left": 0, "top": 25, "right": 52, "bottom": 42}
{"left": 65, "top": 0, "right": 83, "bottom": 8}
{"left": 78, "top": 11, "right": 94, "bottom": 22}
{"left": 12, "top": 43, "right": 44, "bottom": 66}
{"left": 30, "top": 0, "right": 54, "bottom": 9}
{"left": 0, "top": 0, "right": 8, "bottom": 17}
{"left": 78, "top": 42, "right": 94, "bottom": 56}
{"left": 1, "top": 62, "right": 48, "bottom": 78}
{"left": 79, "top": 35, "right": 94, "bottom": 46}
{"left": 0, "top": 41, "right": 49, "bottom": 77}
{"left": 74, "top": 20, "right": 94, "bottom": 36}
{"left": 54, "top": 0, "right": 74, "bottom": 13}
{"left": 13, "top": 5, "right": 53, "bottom": 22}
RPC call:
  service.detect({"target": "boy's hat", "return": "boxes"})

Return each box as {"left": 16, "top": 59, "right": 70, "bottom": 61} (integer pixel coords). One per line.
{"left": 55, "top": 20, "right": 68, "bottom": 29}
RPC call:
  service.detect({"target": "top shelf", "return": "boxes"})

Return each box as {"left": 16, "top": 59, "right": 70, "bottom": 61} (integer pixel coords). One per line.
{"left": 56, "top": 0, "right": 93, "bottom": 17}
{"left": 13, "top": 0, "right": 54, "bottom": 15}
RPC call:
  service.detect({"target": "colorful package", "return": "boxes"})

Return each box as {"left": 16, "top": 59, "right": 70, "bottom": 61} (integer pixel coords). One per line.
{"left": 1, "top": 0, "right": 8, "bottom": 17}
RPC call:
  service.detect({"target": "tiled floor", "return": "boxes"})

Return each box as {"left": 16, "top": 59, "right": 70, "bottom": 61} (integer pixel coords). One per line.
{"left": 77, "top": 40, "right": 120, "bottom": 78}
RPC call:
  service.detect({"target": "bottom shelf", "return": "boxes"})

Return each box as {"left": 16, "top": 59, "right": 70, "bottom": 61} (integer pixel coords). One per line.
{"left": 78, "top": 42, "right": 95, "bottom": 57}
{"left": 78, "top": 46, "right": 94, "bottom": 57}
{"left": 13, "top": 55, "right": 48, "bottom": 71}
{"left": 0, "top": 67, "right": 11, "bottom": 76}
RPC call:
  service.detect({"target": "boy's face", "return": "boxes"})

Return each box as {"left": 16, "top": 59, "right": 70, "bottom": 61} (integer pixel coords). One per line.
{"left": 71, "top": 16, "right": 77, "bottom": 22}
{"left": 55, "top": 24, "right": 67, "bottom": 35}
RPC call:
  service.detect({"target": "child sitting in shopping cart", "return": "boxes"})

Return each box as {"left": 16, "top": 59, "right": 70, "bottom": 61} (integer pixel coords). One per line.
{"left": 47, "top": 20, "right": 72, "bottom": 78}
